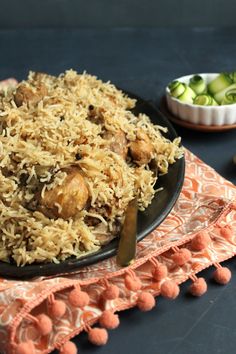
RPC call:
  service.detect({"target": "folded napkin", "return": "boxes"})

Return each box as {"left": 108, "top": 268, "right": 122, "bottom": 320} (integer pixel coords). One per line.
{"left": 0, "top": 81, "right": 236, "bottom": 354}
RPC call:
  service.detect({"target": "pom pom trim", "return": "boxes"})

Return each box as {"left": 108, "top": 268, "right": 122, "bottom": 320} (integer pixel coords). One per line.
{"left": 137, "top": 291, "right": 156, "bottom": 311}
{"left": 10, "top": 200, "right": 236, "bottom": 354}
{"left": 124, "top": 269, "right": 142, "bottom": 291}
{"left": 99, "top": 310, "right": 120, "bottom": 329}
{"left": 86, "top": 325, "right": 108, "bottom": 346}
{"left": 60, "top": 340, "right": 77, "bottom": 354}
{"left": 213, "top": 263, "right": 232, "bottom": 285}
{"left": 189, "top": 275, "right": 207, "bottom": 297}
{"left": 172, "top": 246, "right": 192, "bottom": 266}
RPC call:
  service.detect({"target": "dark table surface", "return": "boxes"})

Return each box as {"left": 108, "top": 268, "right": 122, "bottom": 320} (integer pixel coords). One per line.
{"left": 1, "top": 27, "right": 236, "bottom": 354}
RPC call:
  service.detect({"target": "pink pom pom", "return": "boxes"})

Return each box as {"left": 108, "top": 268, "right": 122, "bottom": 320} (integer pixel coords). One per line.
{"left": 220, "top": 227, "right": 232, "bottom": 240}
{"left": 15, "top": 341, "right": 35, "bottom": 354}
{"left": 99, "top": 310, "right": 120, "bottom": 329}
{"left": 49, "top": 300, "right": 66, "bottom": 318}
{"left": 213, "top": 267, "right": 231, "bottom": 285}
{"left": 68, "top": 288, "right": 90, "bottom": 308}
{"left": 172, "top": 248, "right": 191, "bottom": 266}
{"left": 103, "top": 285, "right": 120, "bottom": 300}
{"left": 60, "top": 341, "right": 77, "bottom": 354}
{"left": 189, "top": 277, "right": 207, "bottom": 296}
{"left": 137, "top": 291, "right": 155, "bottom": 311}
{"left": 88, "top": 328, "right": 108, "bottom": 346}
{"left": 231, "top": 202, "right": 236, "bottom": 210}
{"left": 124, "top": 274, "right": 142, "bottom": 291}
{"left": 160, "top": 280, "right": 180, "bottom": 299}
{"left": 191, "top": 231, "right": 211, "bottom": 251}
{"left": 35, "top": 314, "right": 52, "bottom": 336}
{"left": 152, "top": 264, "right": 168, "bottom": 281}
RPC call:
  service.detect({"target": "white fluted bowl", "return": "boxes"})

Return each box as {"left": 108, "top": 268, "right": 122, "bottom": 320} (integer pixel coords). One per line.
{"left": 166, "top": 73, "right": 236, "bottom": 126}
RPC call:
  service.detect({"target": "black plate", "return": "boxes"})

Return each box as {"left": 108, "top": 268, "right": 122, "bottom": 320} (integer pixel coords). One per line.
{"left": 0, "top": 93, "right": 185, "bottom": 279}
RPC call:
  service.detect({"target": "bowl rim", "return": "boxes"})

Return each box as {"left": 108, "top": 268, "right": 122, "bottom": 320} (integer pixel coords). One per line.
{"left": 166, "top": 73, "right": 236, "bottom": 109}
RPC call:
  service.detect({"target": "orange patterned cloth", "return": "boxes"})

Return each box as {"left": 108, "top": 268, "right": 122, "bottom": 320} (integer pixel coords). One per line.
{"left": 0, "top": 80, "right": 236, "bottom": 354}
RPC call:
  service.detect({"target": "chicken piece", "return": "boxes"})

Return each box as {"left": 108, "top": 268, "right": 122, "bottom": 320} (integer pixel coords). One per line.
{"left": 129, "top": 130, "right": 154, "bottom": 165}
{"left": 14, "top": 82, "right": 47, "bottom": 107}
{"left": 38, "top": 167, "right": 89, "bottom": 219}
{"left": 104, "top": 129, "right": 128, "bottom": 160}
{"left": 94, "top": 220, "right": 122, "bottom": 245}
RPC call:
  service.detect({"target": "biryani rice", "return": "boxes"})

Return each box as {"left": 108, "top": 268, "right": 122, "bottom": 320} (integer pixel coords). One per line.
{"left": 0, "top": 70, "right": 183, "bottom": 266}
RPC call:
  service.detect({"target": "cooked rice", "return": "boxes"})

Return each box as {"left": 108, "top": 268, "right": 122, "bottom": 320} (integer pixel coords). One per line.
{"left": 0, "top": 70, "right": 183, "bottom": 266}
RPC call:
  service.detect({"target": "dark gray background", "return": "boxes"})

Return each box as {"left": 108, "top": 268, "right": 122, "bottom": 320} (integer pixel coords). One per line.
{"left": 0, "top": 27, "right": 235, "bottom": 354}
{"left": 1, "top": 1, "right": 236, "bottom": 353}
{"left": 0, "top": 0, "right": 236, "bottom": 28}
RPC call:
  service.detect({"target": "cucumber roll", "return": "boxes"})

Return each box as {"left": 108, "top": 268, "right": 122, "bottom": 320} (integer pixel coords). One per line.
{"left": 207, "top": 73, "right": 232, "bottom": 96}
{"left": 168, "top": 81, "right": 185, "bottom": 98}
{"left": 178, "top": 84, "right": 196, "bottom": 104}
{"left": 194, "top": 94, "right": 218, "bottom": 106}
{"left": 189, "top": 75, "right": 206, "bottom": 94}
{"left": 229, "top": 72, "right": 236, "bottom": 83}
{"left": 221, "top": 87, "right": 236, "bottom": 105}
{"left": 214, "top": 83, "right": 236, "bottom": 104}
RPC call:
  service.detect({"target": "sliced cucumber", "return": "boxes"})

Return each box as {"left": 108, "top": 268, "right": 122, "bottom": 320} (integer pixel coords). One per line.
{"left": 169, "top": 72, "right": 236, "bottom": 106}
{"left": 221, "top": 87, "right": 236, "bottom": 105}
{"left": 226, "top": 88, "right": 236, "bottom": 101}
{"left": 229, "top": 72, "right": 236, "bottom": 83}
{"left": 168, "top": 81, "right": 185, "bottom": 98}
{"left": 194, "top": 94, "right": 218, "bottom": 106}
{"left": 168, "top": 80, "right": 179, "bottom": 91}
{"left": 221, "top": 97, "right": 234, "bottom": 105}
{"left": 189, "top": 75, "right": 206, "bottom": 94}
{"left": 214, "top": 83, "right": 236, "bottom": 104}
{"left": 207, "top": 73, "right": 232, "bottom": 95}
{"left": 178, "top": 84, "right": 196, "bottom": 104}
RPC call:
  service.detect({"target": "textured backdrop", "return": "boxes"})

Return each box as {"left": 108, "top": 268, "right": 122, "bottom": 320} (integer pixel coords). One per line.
{"left": 0, "top": 0, "right": 236, "bottom": 28}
